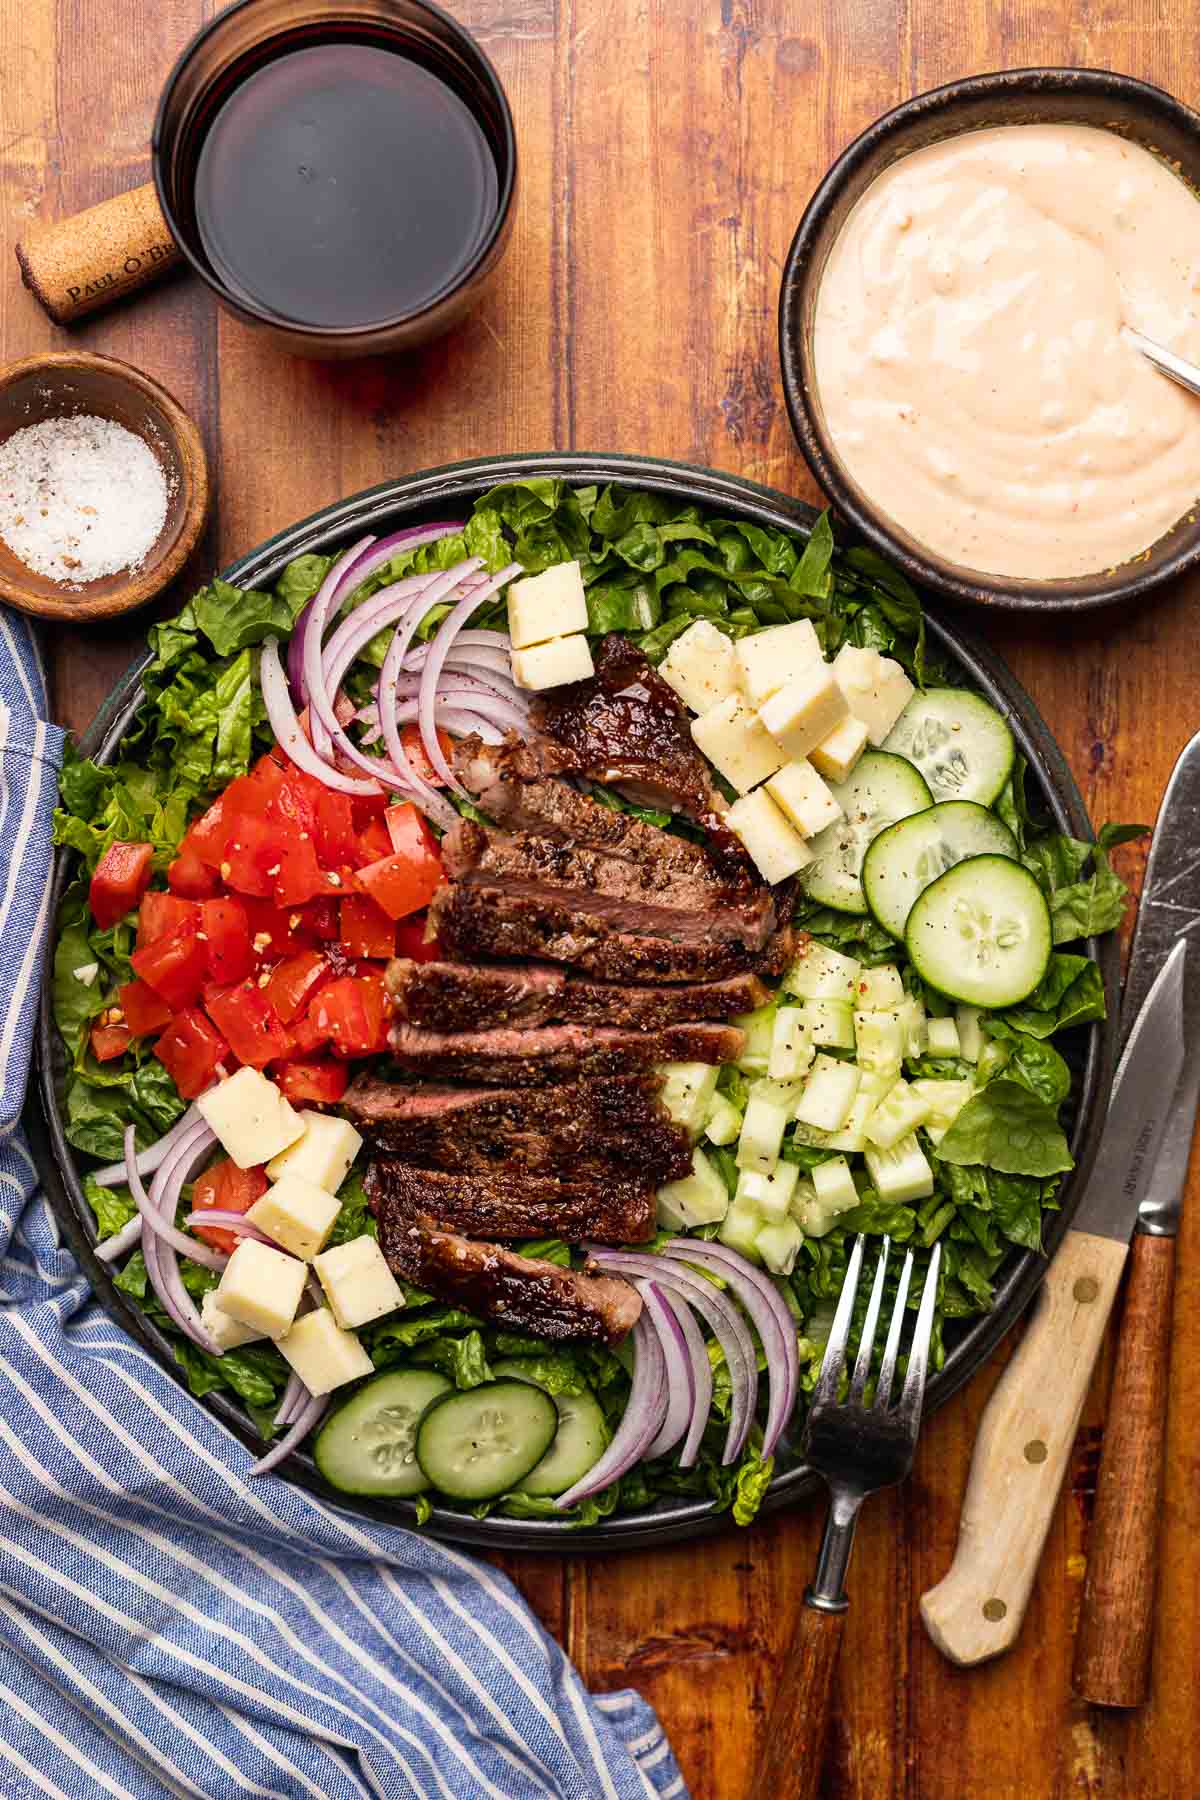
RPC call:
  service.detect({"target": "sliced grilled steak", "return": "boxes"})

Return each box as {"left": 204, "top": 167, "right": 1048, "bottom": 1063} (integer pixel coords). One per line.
{"left": 530, "top": 633, "right": 715, "bottom": 818}
{"left": 559, "top": 969, "right": 768, "bottom": 1025}
{"left": 386, "top": 1018, "right": 743, "bottom": 1085}
{"left": 374, "top": 1213, "right": 641, "bottom": 1344}
{"left": 342, "top": 1074, "right": 692, "bottom": 1181}
{"left": 385, "top": 959, "right": 768, "bottom": 1031}
{"left": 365, "top": 1159, "right": 654, "bottom": 1245}
{"left": 430, "top": 878, "right": 773, "bottom": 982}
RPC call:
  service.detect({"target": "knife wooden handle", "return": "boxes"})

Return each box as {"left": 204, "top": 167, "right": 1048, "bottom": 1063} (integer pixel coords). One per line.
{"left": 1072, "top": 1231, "right": 1176, "bottom": 1706}
{"left": 920, "top": 1228, "right": 1128, "bottom": 1665}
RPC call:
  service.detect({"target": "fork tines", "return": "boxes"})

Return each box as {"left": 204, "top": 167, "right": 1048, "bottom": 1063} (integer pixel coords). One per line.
{"left": 812, "top": 1234, "right": 943, "bottom": 1425}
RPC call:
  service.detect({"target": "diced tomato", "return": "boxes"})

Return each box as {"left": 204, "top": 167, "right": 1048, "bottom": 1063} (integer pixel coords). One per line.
{"left": 399, "top": 722, "right": 456, "bottom": 788}
{"left": 185, "top": 793, "right": 231, "bottom": 870}
{"left": 355, "top": 816, "right": 393, "bottom": 867}
{"left": 271, "top": 1056, "right": 349, "bottom": 1106}
{"left": 241, "top": 897, "right": 317, "bottom": 957}
{"left": 119, "top": 977, "right": 173, "bottom": 1037}
{"left": 130, "top": 920, "right": 208, "bottom": 1009}
{"left": 340, "top": 893, "right": 397, "bottom": 960}
{"left": 385, "top": 801, "right": 441, "bottom": 863}
{"left": 190, "top": 1158, "right": 269, "bottom": 1254}
{"left": 89, "top": 842, "right": 153, "bottom": 931}
{"left": 205, "top": 978, "right": 293, "bottom": 1067}
{"left": 221, "top": 812, "right": 281, "bottom": 898}
{"left": 308, "top": 973, "right": 389, "bottom": 1057}
{"left": 273, "top": 834, "right": 341, "bottom": 907}
{"left": 265, "top": 950, "right": 332, "bottom": 1024}
{"left": 351, "top": 787, "right": 390, "bottom": 830}
{"left": 200, "top": 896, "right": 254, "bottom": 985}
{"left": 136, "top": 891, "right": 198, "bottom": 949}
{"left": 90, "top": 1022, "right": 131, "bottom": 1062}
{"left": 263, "top": 760, "right": 324, "bottom": 839}
{"left": 300, "top": 896, "right": 340, "bottom": 942}
{"left": 395, "top": 917, "right": 442, "bottom": 963}
{"left": 356, "top": 812, "right": 444, "bottom": 920}
{"left": 287, "top": 1010, "right": 332, "bottom": 1056}
{"left": 167, "top": 842, "right": 220, "bottom": 900}
{"left": 154, "top": 1006, "right": 229, "bottom": 1098}
{"left": 312, "top": 790, "right": 359, "bottom": 867}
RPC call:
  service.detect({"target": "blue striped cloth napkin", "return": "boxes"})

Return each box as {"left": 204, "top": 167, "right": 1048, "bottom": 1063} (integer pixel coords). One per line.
{"left": 0, "top": 607, "right": 686, "bottom": 1800}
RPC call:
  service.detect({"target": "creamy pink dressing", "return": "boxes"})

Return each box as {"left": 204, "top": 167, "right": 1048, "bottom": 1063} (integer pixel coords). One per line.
{"left": 813, "top": 124, "right": 1200, "bottom": 579}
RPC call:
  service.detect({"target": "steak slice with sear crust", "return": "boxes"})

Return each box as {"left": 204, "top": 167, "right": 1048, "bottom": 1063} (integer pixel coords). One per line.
{"left": 373, "top": 1211, "right": 642, "bottom": 1344}
{"left": 386, "top": 1018, "right": 743, "bottom": 1085}
{"left": 385, "top": 959, "right": 769, "bottom": 1032}
{"left": 364, "top": 1159, "right": 655, "bottom": 1245}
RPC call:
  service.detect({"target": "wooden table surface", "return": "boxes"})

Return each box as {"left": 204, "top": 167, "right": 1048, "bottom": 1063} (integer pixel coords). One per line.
{"left": 6, "top": 3, "right": 1198, "bottom": 1795}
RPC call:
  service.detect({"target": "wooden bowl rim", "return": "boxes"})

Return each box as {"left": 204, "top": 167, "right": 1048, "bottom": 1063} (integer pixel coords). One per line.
{"left": 0, "top": 349, "right": 209, "bottom": 621}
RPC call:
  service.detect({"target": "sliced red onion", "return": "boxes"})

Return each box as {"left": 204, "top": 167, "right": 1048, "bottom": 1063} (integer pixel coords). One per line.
{"left": 275, "top": 1369, "right": 307, "bottom": 1429}
{"left": 661, "top": 1240, "right": 799, "bottom": 1460}
{"left": 294, "top": 534, "right": 375, "bottom": 714}
{"left": 417, "top": 563, "right": 522, "bottom": 793}
{"left": 637, "top": 1281, "right": 695, "bottom": 1462}
{"left": 662, "top": 1289, "right": 713, "bottom": 1468}
{"left": 383, "top": 698, "right": 505, "bottom": 745}
{"left": 261, "top": 636, "right": 382, "bottom": 797}
{"left": 94, "top": 1212, "right": 144, "bottom": 1265}
{"left": 555, "top": 1313, "right": 667, "bottom": 1511}
{"left": 91, "top": 1103, "right": 204, "bottom": 1190}
{"left": 131, "top": 1121, "right": 225, "bottom": 1355}
{"left": 250, "top": 1389, "right": 330, "bottom": 1477}
{"left": 303, "top": 590, "right": 434, "bottom": 798}
{"left": 182, "top": 1210, "right": 271, "bottom": 1245}
{"left": 327, "top": 523, "right": 465, "bottom": 615}
{"left": 319, "top": 574, "right": 435, "bottom": 688}
{"left": 588, "top": 1250, "right": 755, "bottom": 1464}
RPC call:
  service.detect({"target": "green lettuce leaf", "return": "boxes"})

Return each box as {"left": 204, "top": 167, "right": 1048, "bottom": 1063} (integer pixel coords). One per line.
{"left": 936, "top": 1080, "right": 1074, "bottom": 1177}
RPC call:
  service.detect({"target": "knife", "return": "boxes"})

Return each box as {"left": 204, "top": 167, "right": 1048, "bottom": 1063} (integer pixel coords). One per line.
{"left": 919, "top": 740, "right": 1200, "bottom": 1666}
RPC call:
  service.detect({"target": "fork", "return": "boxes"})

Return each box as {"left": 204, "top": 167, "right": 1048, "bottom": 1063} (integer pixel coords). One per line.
{"left": 748, "top": 1234, "right": 943, "bottom": 1800}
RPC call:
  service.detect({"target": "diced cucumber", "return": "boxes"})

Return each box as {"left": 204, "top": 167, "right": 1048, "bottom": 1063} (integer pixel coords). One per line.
{"left": 862, "top": 801, "right": 1019, "bottom": 939}
{"left": 811, "top": 1155, "right": 860, "bottom": 1215}
{"left": 755, "top": 1218, "right": 803, "bottom": 1276}
{"left": 731, "top": 1002, "right": 777, "bottom": 1073}
{"left": 491, "top": 1362, "right": 609, "bottom": 1500}
{"left": 737, "top": 1161, "right": 800, "bottom": 1223}
{"left": 656, "top": 1148, "right": 730, "bottom": 1230}
{"left": 864, "top": 1135, "right": 934, "bottom": 1204}
{"left": 854, "top": 964, "right": 905, "bottom": 1011}
{"left": 703, "top": 1092, "right": 743, "bottom": 1147}
{"left": 736, "top": 1078, "right": 802, "bottom": 1174}
{"left": 910, "top": 1078, "right": 974, "bottom": 1144}
{"left": 718, "top": 1195, "right": 765, "bottom": 1261}
{"left": 781, "top": 941, "right": 862, "bottom": 1002}
{"left": 926, "top": 1016, "right": 963, "bottom": 1057}
{"left": 853, "top": 1009, "right": 904, "bottom": 1078}
{"left": 906, "top": 856, "right": 1052, "bottom": 1008}
{"left": 795, "top": 1055, "right": 860, "bottom": 1132}
{"left": 415, "top": 1380, "right": 559, "bottom": 1502}
{"left": 824, "top": 1071, "right": 890, "bottom": 1152}
{"left": 955, "top": 1005, "right": 984, "bottom": 1063}
{"left": 799, "top": 998, "right": 856, "bottom": 1051}
{"left": 314, "top": 1369, "right": 453, "bottom": 1497}
{"left": 800, "top": 750, "right": 932, "bottom": 915}
{"left": 899, "top": 992, "right": 928, "bottom": 1058}
{"left": 659, "top": 1062, "right": 721, "bottom": 1139}
{"left": 864, "top": 1079, "right": 933, "bottom": 1151}
{"left": 883, "top": 688, "right": 1015, "bottom": 806}
{"left": 768, "top": 1007, "right": 816, "bottom": 1080}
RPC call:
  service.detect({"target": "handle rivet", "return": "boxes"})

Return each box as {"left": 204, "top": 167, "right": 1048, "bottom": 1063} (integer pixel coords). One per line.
{"left": 983, "top": 1598, "right": 1007, "bottom": 1622}
{"left": 1073, "top": 1276, "right": 1100, "bottom": 1304}
{"left": 1024, "top": 1439, "right": 1048, "bottom": 1464}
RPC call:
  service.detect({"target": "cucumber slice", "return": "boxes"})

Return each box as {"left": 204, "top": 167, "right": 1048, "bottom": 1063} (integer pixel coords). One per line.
{"left": 862, "top": 801, "right": 1019, "bottom": 938}
{"left": 883, "top": 689, "right": 1015, "bottom": 805}
{"left": 314, "top": 1369, "right": 452, "bottom": 1497}
{"left": 800, "top": 751, "right": 931, "bottom": 915}
{"left": 491, "top": 1361, "right": 609, "bottom": 1499}
{"left": 905, "top": 855, "right": 1052, "bottom": 1007}
{"left": 415, "top": 1380, "right": 559, "bottom": 1501}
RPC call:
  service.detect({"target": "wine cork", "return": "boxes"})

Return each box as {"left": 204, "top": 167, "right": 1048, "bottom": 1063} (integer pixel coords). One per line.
{"left": 16, "top": 183, "right": 182, "bottom": 326}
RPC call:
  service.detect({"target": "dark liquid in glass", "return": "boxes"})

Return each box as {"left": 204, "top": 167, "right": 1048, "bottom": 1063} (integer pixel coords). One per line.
{"left": 194, "top": 42, "right": 499, "bottom": 330}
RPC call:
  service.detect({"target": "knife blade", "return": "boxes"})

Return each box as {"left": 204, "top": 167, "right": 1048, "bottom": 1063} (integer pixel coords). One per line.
{"left": 921, "top": 732, "right": 1200, "bottom": 1668}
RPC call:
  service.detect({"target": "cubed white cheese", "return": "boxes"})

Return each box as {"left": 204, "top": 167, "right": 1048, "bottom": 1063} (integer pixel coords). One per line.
{"left": 313, "top": 1235, "right": 406, "bottom": 1330}
{"left": 734, "top": 620, "right": 823, "bottom": 705}
{"left": 266, "top": 1112, "right": 362, "bottom": 1194}
{"left": 247, "top": 1175, "right": 340, "bottom": 1261}
{"left": 215, "top": 1239, "right": 306, "bottom": 1339}
{"left": 201, "top": 1289, "right": 266, "bottom": 1352}
{"left": 197, "top": 1068, "right": 305, "bottom": 1171}
{"left": 74, "top": 961, "right": 100, "bottom": 986}
{"left": 511, "top": 633, "right": 595, "bottom": 691}
{"left": 659, "top": 619, "right": 740, "bottom": 715}
{"left": 830, "top": 645, "right": 915, "bottom": 746}
{"left": 810, "top": 714, "right": 869, "bottom": 783}
{"left": 766, "top": 760, "right": 842, "bottom": 838}
{"left": 726, "top": 789, "right": 812, "bottom": 884}
{"left": 690, "top": 693, "right": 786, "bottom": 794}
{"left": 758, "top": 663, "right": 850, "bottom": 762}
{"left": 506, "top": 560, "right": 589, "bottom": 648}
{"left": 277, "top": 1307, "right": 375, "bottom": 1396}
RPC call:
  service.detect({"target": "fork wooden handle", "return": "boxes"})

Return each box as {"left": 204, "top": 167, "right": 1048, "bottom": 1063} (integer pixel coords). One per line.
{"left": 1073, "top": 1232, "right": 1176, "bottom": 1706}
{"left": 747, "top": 1602, "right": 845, "bottom": 1800}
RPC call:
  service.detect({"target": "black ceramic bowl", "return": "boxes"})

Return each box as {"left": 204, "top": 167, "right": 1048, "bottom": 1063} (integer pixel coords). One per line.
{"left": 34, "top": 453, "right": 1118, "bottom": 1551}
{"left": 779, "top": 68, "right": 1200, "bottom": 614}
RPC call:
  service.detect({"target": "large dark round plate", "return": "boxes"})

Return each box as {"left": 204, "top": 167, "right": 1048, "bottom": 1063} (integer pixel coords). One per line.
{"left": 34, "top": 453, "right": 1119, "bottom": 1551}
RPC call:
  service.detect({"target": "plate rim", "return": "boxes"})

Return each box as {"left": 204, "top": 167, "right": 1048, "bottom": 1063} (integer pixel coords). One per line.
{"left": 34, "top": 450, "right": 1119, "bottom": 1552}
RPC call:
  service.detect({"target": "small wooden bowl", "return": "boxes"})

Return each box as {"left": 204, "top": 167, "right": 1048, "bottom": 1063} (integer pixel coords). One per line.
{"left": 0, "top": 350, "right": 209, "bottom": 620}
